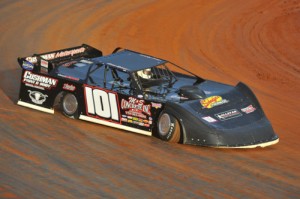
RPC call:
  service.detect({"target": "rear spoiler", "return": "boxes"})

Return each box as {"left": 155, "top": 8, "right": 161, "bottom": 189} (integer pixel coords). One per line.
{"left": 17, "top": 44, "right": 102, "bottom": 73}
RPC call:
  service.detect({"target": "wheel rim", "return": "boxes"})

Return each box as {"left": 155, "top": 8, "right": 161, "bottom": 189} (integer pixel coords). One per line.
{"left": 63, "top": 94, "right": 78, "bottom": 115}
{"left": 158, "top": 113, "right": 171, "bottom": 136}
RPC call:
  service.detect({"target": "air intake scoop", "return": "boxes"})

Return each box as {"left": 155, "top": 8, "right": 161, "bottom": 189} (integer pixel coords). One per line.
{"left": 179, "top": 85, "right": 206, "bottom": 100}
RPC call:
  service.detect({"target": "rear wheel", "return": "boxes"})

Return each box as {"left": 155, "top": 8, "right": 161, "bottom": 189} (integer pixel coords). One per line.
{"left": 158, "top": 112, "right": 181, "bottom": 143}
{"left": 61, "top": 93, "right": 78, "bottom": 118}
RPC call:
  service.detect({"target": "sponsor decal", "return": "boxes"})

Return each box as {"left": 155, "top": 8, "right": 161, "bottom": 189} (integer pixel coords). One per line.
{"left": 25, "top": 47, "right": 85, "bottom": 63}
{"left": 151, "top": 102, "right": 162, "bottom": 109}
{"left": 63, "top": 83, "right": 76, "bottom": 91}
{"left": 133, "top": 121, "right": 139, "bottom": 125}
{"left": 202, "top": 116, "right": 217, "bottom": 123}
{"left": 200, "top": 96, "right": 229, "bottom": 109}
{"left": 125, "top": 110, "right": 147, "bottom": 119}
{"left": 63, "top": 61, "right": 77, "bottom": 67}
{"left": 22, "top": 61, "right": 34, "bottom": 70}
{"left": 84, "top": 86, "right": 120, "bottom": 123}
{"left": 23, "top": 71, "right": 58, "bottom": 90}
{"left": 215, "top": 109, "right": 242, "bottom": 121}
{"left": 28, "top": 90, "right": 48, "bottom": 104}
{"left": 133, "top": 117, "right": 139, "bottom": 121}
{"left": 121, "top": 97, "right": 151, "bottom": 116}
{"left": 241, "top": 105, "right": 256, "bottom": 114}
{"left": 41, "top": 59, "right": 48, "bottom": 68}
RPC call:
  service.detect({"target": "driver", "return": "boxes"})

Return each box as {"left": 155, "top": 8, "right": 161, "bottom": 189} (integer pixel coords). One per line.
{"left": 137, "top": 68, "right": 152, "bottom": 79}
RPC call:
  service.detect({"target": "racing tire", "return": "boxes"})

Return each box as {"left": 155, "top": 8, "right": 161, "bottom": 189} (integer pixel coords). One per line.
{"left": 61, "top": 93, "right": 79, "bottom": 119}
{"left": 158, "top": 112, "right": 181, "bottom": 143}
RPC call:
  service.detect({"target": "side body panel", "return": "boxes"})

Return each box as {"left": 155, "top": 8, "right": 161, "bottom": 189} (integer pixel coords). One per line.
{"left": 18, "top": 70, "right": 165, "bottom": 136}
{"left": 79, "top": 85, "right": 164, "bottom": 136}
{"left": 18, "top": 69, "right": 83, "bottom": 113}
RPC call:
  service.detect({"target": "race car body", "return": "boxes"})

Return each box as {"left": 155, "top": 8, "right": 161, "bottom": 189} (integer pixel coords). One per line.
{"left": 17, "top": 44, "right": 279, "bottom": 148}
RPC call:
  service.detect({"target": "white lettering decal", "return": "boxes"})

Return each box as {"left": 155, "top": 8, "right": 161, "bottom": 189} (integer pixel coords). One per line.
{"left": 23, "top": 71, "right": 58, "bottom": 89}
{"left": 24, "top": 47, "right": 85, "bottom": 63}
{"left": 85, "top": 87, "right": 119, "bottom": 122}
{"left": 63, "top": 83, "right": 76, "bottom": 91}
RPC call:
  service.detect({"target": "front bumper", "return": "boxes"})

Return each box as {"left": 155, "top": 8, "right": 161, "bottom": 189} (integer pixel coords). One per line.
{"left": 183, "top": 117, "right": 279, "bottom": 148}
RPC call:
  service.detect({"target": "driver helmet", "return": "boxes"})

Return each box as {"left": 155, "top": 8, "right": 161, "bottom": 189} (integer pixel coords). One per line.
{"left": 137, "top": 68, "right": 152, "bottom": 79}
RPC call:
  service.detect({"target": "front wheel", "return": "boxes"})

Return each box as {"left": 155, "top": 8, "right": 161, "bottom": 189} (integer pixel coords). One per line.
{"left": 158, "top": 112, "right": 181, "bottom": 143}
{"left": 61, "top": 93, "right": 79, "bottom": 119}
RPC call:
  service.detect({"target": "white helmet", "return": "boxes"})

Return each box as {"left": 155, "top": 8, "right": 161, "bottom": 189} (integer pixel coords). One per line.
{"left": 137, "top": 68, "right": 152, "bottom": 79}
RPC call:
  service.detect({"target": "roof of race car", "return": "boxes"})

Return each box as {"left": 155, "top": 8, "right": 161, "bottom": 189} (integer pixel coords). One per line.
{"left": 92, "top": 50, "right": 167, "bottom": 72}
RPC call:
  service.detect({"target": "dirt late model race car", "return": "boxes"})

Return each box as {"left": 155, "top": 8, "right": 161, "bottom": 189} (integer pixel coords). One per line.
{"left": 17, "top": 44, "right": 279, "bottom": 148}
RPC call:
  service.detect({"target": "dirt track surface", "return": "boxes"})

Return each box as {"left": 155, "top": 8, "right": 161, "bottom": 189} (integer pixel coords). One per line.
{"left": 1, "top": 0, "right": 299, "bottom": 198}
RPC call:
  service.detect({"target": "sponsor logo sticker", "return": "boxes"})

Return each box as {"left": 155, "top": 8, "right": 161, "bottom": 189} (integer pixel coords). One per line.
{"left": 22, "top": 61, "right": 34, "bottom": 70}
{"left": 63, "top": 83, "right": 76, "bottom": 91}
{"left": 200, "top": 96, "right": 229, "bottom": 109}
{"left": 28, "top": 90, "right": 48, "bottom": 104}
{"left": 41, "top": 59, "right": 48, "bottom": 68}
{"left": 202, "top": 116, "right": 217, "bottom": 123}
{"left": 215, "top": 109, "right": 242, "bottom": 121}
{"left": 23, "top": 71, "right": 58, "bottom": 90}
{"left": 151, "top": 102, "right": 162, "bottom": 109}
{"left": 121, "top": 97, "right": 151, "bottom": 116}
{"left": 241, "top": 105, "right": 256, "bottom": 114}
{"left": 133, "top": 117, "right": 139, "bottom": 121}
{"left": 63, "top": 61, "right": 77, "bottom": 67}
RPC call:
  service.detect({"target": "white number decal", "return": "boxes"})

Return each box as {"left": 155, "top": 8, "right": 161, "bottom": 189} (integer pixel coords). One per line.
{"left": 85, "top": 87, "right": 119, "bottom": 121}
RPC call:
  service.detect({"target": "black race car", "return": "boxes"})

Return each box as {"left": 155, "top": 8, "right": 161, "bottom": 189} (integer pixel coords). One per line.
{"left": 17, "top": 44, "right": 279, "bottom": 148}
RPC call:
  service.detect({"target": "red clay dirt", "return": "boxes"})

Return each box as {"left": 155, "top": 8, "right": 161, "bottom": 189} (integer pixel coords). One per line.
{"left": 0, "top": 0, "right": 299, "bottom": 198}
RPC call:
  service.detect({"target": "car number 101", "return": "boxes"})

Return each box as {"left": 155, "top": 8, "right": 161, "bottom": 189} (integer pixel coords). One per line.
{"left": 84, "top": 87, "right": 119, "bottom": 122}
